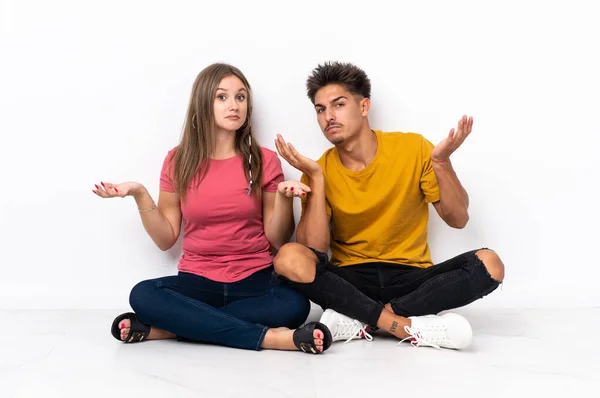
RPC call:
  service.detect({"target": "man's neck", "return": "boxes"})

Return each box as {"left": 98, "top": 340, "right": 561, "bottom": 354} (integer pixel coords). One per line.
{"left": 337, "top": 126, "right": 378, "bottom": 172}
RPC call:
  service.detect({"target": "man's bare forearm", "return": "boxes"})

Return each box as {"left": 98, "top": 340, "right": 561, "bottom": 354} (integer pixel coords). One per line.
{"left": 432, "top": 160, "right": 470, "bottom": 228}
{"left": 265, "top": 193, "right": 295, "bottom": 250}
{"left": 296, "top": 173, "right": 330, "bottom": 252}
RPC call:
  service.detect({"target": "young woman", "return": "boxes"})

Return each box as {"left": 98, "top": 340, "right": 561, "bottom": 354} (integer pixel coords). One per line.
{"left": 93, "top": 63, "right": 331, "bottom": 354}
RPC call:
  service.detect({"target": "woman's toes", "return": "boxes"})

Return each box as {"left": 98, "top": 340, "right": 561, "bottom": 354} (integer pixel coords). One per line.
{"left": 316, "top": 339, "right": 323, "bottom": 352}
{"left": 313, "top": 330, "right": 325, "bottom": 352}
{"left": 119, "top": 319, "right": 131, "bottom": 340}
{"left": 118, "top": 319, "right": 131, "bottom": 340}
{"left": 120, "top": 319, "right": 131, "bottom": 330}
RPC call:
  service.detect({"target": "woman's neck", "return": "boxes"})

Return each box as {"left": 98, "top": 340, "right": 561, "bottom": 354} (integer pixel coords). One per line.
{"left": 212, "top": 129, "right": 237, "bottom": 159}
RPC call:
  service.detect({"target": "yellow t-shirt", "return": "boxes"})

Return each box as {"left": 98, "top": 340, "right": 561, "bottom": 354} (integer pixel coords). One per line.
{"left": 301, "top": 130, "right": 440, "bottom": 268}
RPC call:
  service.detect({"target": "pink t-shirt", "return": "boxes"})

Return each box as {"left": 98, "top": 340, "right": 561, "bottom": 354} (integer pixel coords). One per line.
{"left": 160, "top": 147, "right": 284, "bottom": 283}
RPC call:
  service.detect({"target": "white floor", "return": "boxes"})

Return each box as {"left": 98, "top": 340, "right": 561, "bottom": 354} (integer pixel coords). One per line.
{"left": 1, "top": 307, "right": 598, "bottom": 398}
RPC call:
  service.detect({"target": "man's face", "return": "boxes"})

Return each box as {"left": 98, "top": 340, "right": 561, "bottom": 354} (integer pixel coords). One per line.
{"left": 313, "top": 84, "right": 368, "bottom": 145}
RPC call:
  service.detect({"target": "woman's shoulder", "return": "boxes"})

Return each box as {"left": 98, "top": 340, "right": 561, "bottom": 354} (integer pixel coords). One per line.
{"left": 259, "top": 146, "right": 277, "bottom": 157}
{"left": 161, "top": 146, "right": 179, "bottom": 163}
{"left": 259, "top": 146, "right": 280, "bottom": 164}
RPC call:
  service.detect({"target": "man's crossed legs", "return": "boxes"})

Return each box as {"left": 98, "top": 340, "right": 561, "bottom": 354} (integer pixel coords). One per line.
{"left": 274, "top": 244, "right": 504, "bottom": 349}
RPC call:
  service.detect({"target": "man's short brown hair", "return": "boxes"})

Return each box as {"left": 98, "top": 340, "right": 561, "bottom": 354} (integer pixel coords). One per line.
{"left": 306, "top": 62, "right": 371, "bottom": 104}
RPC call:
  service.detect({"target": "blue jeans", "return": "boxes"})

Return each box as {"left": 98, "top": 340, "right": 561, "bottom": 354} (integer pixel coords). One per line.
{"left": 129, "top": 266, "right": 310, "bottom": 351}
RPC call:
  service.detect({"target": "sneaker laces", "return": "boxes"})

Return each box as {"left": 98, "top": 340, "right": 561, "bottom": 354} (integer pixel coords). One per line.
{"left": 398, "top": 325, "right": 447, "bottom": 349}
{"left": 335, "top": 318, "right": 374, "bottom": 343}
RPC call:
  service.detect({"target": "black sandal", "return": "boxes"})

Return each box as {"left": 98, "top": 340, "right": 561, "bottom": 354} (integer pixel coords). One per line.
{"left": 293, "top": 321, "right": 332, "bottom": 354}
{"left": 110, "top": 312, "right": 151, "bottom": 343}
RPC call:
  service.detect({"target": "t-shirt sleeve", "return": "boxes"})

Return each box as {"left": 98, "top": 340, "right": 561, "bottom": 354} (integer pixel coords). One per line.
{"left": 420, "top": 136, "right": 441, "bottom": 203}
{"left": 160, "top": 150, "right": 176, "bottom": 193}
{"left": 300, "top": 172, "right": 332, "bottom": 217}
{"left": 263, "top": 152, "right": 285, "bottom": 193}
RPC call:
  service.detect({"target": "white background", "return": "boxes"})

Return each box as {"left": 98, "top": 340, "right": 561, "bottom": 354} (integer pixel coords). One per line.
{"left": 1, "top": 0, "right": 598, "bottom": 309}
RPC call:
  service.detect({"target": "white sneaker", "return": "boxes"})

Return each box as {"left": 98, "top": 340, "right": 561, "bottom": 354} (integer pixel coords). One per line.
{"left": 319, "top": 309, "right": 374, "bottom": 343}
{"left": 399, "top": 313, "right": 473, "bottom": 349}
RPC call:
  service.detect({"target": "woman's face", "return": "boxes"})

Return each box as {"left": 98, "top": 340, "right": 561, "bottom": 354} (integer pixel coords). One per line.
{"left": 213, "top": 75, "right": 248, "bottom": 134}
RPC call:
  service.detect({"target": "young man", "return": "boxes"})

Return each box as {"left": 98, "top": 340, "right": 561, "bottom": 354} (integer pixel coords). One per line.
{"left": 273, "top": 62, "right": 504, "bottom": 350}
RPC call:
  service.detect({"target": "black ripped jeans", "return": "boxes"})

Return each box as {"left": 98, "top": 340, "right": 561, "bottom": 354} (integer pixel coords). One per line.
{"left": 279, "top": 248, "right": 500, "bottom": 326}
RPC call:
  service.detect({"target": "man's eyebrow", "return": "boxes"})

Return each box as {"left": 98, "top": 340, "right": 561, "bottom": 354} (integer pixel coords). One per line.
{"left": 330, "top": 96, "right": 347, "bottom": 103}
{"left": 315, "top": 96, "right": 348, "bottom": 108}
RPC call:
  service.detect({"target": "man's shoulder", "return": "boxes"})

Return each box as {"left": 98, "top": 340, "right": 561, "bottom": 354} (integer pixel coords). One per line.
{"left": 376, "top": 130, "right": 434, "bottom": 157}
{"left": 315, "top": 147, "right": 337, "bottom": 168}
{"left": 377, "top": 130, "right": 428, "bottom": 145}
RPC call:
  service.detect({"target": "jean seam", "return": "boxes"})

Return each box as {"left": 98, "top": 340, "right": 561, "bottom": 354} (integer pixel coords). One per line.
{"left": 255, "top": 326, "right": 268, "bottom": 350}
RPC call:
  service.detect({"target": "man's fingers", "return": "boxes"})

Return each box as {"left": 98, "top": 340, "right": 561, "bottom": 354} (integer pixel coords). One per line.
{"left": 466, "top": 116, "right": 474, "bottom": 135}
{"left": 448, "top": 128, "right": 455, "bottom": 141}
{"left": 276, "top": 134, "right": 286, "bottom": 146}
{"left": 276, "top": 136, "right": 301, "bottom": 163}
{"left": 283, "top": 143, "right": 300, "bottom": 164}
{"left": 287, "top": 142, "right": 299, "bottom": 155}
{"left": 275, "top": 140, "right": 296, "bottom": 165}
{"left": 274, "top": 138, "right": 287, "bottom": 157}
{"left": 274, "top": 138, "right": 281, "bottom": 153}
{"left": 277, "top": 135, "right": 293, "bottom": 156}
{"left": 275, "top": 135, "right": 289, "bottom": 152}
{"left": 287, "top": 143, "right": 306, "bottom": 163}
{"left": 452, "top": 117, "right": 473, "bottom": 149}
